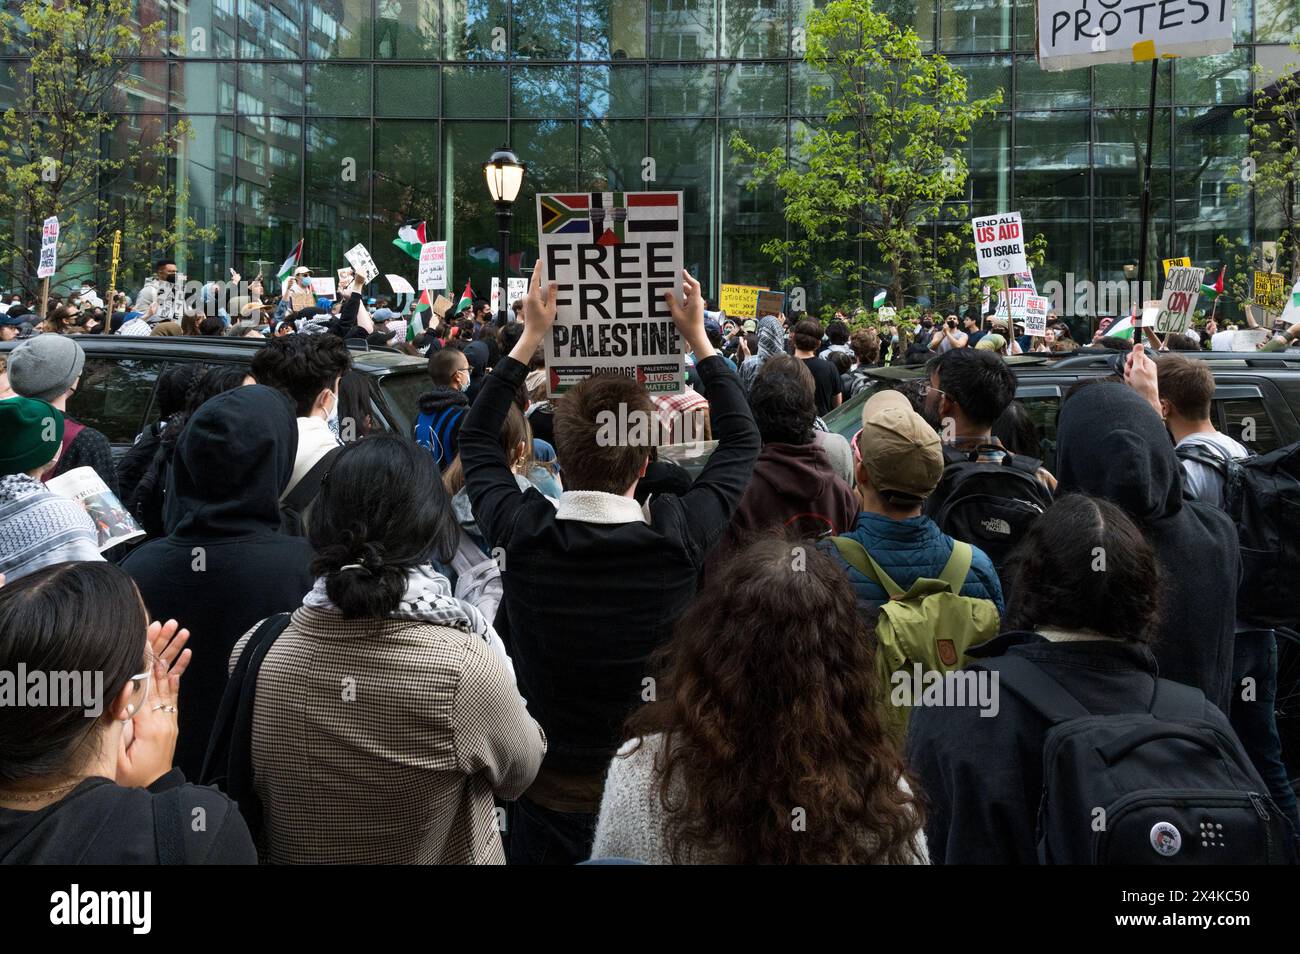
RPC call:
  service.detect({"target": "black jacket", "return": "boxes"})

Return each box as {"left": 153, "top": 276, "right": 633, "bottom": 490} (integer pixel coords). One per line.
{"left": 117, "top": 421, "right": 166, "bottom": 509}
{"left": 1055, "top": 383, "right": 1239, "bottom": 711}
{"left": 0, "top": 769, "right": 256, "bottom": 864}
{"left": 460, "top": 355, "right": 760, "bottom": 774}
{"left": 121, "top": 385, "right": 315, "bottom": 778}
{"left": 51, "top": 423, "right": 119, "bottom": 496}
{"left": 906, "top": 632, "right": 1239, "bottom": 865}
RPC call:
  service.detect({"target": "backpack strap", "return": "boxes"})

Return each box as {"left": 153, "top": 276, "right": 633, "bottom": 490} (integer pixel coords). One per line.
{"left": 1003, "top": 453, "right": 1044, "bottom": 477}
{"left": 972, "top": 655, "right": 1091, "bottom": 724}
{"left": 829, "top": 536, "right": 904, "bottom": 599}
{"left": 1175, "top": 443, "right": 1233, "bottom": 478}
{"left": 936, "top": 540, "right": 973, "bottom": 592}
{"left": 1148, "top": 677, "right": 1207, "bottom": 722}
{"left": 283, "top": 444, "right": 344, "bottom": 515}
{"left": 152, "top": 786, "right": 186, "bottom": 865}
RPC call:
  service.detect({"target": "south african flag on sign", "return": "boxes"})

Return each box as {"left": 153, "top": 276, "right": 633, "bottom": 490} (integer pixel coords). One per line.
{"left": 540, "top": 194, "right": 592, "bottom": 235}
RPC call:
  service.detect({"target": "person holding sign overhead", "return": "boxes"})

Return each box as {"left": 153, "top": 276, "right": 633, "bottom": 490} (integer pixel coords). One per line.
{"left": 457, "top": 266, "right": 760, "bottom": 866}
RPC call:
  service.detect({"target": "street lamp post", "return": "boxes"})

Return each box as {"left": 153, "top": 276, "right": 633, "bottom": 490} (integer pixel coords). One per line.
{"left": 483, "top": 147, "right": 525, "bottom": 327}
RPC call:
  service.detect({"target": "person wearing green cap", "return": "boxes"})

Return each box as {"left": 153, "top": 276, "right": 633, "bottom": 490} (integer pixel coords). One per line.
{"left": 0, "top": 397, "right": 102, "bottom": 582}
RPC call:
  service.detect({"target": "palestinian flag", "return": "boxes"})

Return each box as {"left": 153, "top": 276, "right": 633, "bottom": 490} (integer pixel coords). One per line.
{"left": 1201, "top": 265, "right": 1225, "bottom": 299}
{"left": 275, "top": 239, "right": 303, "bottom": 287}
{"left": 412, "top": 288, "right": 433, "bottom": 313}
{"left": 454, "top": 280, "right": 474, "bottom": 316}
{"left": 1100, "top": 314, "right": 1136, "bottom": 340}
{"left": 872, "top": 289, "right": 887, "bottom": 308}
{"left": 469, "top": 246, "right": 500, "bottom": 266}
{"left": 393, "top": 221, "right": 426, "bottom": 261}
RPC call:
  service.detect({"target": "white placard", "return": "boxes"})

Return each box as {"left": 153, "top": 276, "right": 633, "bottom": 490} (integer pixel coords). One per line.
{"left": 536, "top": 191, "right": 685, "bottom": 396}
{"left": 312, "top": 276, "right": 337, "bottom": 298}
{"left": 1037, "top": 0, "right": 1234, "bottom": 73}
{"left": 344, "top": 244, "right": 379, "bottom": 284}
{"left": 491, "top": 276, "right": 530, "bottom": 314}
{"left": 972, "top": 212, "right": 1027, "bottom": 278}
{"left": 998, "top": 287, "right": 1032, "bottom": 320}
{"left": 385, "top": 274, "right": 414, "bottom": 296}
{"left": 1024, "top": 295, "right": 1050, "bottom": 336}
{"left": 418, "top": 241, "right": 447, "bottom": 291}
{"left": 37, "top": 216, "right": 59, "bottom": 279}
{"left": 1156, "top": 265, "right": 1205, "bottom": 335}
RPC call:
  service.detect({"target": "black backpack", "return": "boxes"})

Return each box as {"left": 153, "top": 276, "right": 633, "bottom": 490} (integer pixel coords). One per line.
{"left": 199, "top": 612, "right": 292, "bottom": 842}
{"left": 126, "top": 424, "right": 177, "bottom": 538}
{"left": 1175, "top": 440, "right": 1300, "bottom": 627}
{"left": 974, "top": 654, "right": 1296, "bottom": 865}
{"left": 926, "top": 444, "right": 1053, "bottom": 572}
{"left": 279, "top": 445, "right": 344, "bottom": 537}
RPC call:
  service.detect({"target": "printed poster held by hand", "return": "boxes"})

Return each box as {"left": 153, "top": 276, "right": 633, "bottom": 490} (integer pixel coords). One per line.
{"left": 1155, "top": 265, "right": 1205, "bottom": 335}
{"left": 1023, "top": 295, "right": 1050, "bottom": 336}
{"left": 37, "top": 216, "right": 59, "bottom": 279}
{"left": 536, "top": 190, "right": 685, "bottom": 397}
{"left": 972, "top": 212, "right": 1027, "bottom": 278}
{"left": 344, "top": 244, "right": 380, "bottom": 284}
{"left": 418, "top": 241, "right": 447, "bottom": 291}
{"left": 719, "top": 283, "right": 765, "bottom": 319}
{"left": 1036, "top": 0, "right": 1234, "bottom": 73}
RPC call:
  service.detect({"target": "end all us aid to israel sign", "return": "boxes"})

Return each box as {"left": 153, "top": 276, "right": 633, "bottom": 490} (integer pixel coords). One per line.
{"left": 1037, "top": 0, "right": 1233, "bottom": 72}
{"left": 972, "top": 212, "right": 1027, "bottom": 279}
{"left": 536, "top": 191, "right": 685, "bottom": 397}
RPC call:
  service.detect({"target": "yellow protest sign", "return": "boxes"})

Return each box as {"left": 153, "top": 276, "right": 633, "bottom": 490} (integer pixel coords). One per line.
{"left": 719, "top": 283, "right": 765, "bottom": 319}
{"left": 1255, "top": 271, "right": 1286, "bottom": 312}
{"left": 1162, "top": 257, "right": 1191, "bottom": 277}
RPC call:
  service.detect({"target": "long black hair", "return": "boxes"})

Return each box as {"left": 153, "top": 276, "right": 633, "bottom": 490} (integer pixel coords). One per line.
{"left": 308, "top": 435, "right": 459, "bottom": 618}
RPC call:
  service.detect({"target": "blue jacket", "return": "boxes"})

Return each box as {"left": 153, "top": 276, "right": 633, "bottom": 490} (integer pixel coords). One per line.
{"left": 819, "top": 511, "right": 1005, "bottom": 615}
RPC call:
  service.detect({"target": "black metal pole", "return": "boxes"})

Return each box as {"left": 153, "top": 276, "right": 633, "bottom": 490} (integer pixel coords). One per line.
{"left": 1136, "top": 60, "right": 1158, "bottom": 349}
{"left": 496, "top": 202, "right": 511, "bottom": 328}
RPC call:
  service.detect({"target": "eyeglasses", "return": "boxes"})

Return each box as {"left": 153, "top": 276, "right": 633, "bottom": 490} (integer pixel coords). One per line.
{"left": 917, "top": 383, "right": 946, "bottom": 400}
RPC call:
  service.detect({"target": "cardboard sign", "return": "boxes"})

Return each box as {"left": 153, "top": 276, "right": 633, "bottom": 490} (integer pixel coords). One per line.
{"left": 719, "top": 283, "right": 765, "bottom": 319}
{"left": 37, "top": 216, "right": 58, "bottom": 279}
{"left": 972, "top": 212, "right": 1026, "bottom": 278}
{"left": 1037, "top": 0, "right": 1233, "bottom": 73}
{"left": 418, "top": 241, "right": 447, "bottom": 291}
{"left": 432, "top": 294, "right": 454, "bottom": 320}
{"left": 344, "top": 244, "right": 379, "bottom": 284}
{"left": 1156, "top": 266, "right": 1205, "bottom": 334}
{"left": 1254, "top": 271, "right": 1286, "bottom": 312}
{"left": 536, "top": 190, "right": 684, "bottom": 396}
{"left": 1024, "top": 295, "right": 1050, "bottom": 336}
{"left": 1163, "top": 256, "right": 1192, "bottom": 277}
{"left": 756, "top": 289, "right": 785, "bottom": 318}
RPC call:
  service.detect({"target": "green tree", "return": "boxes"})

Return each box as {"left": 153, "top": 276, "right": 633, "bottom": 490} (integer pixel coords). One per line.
{"left": 731, "top": 0, "right": 1002, "bottom": 310}
{"left": 1217, "top": 45, "right": 1300, "bottom": 308}
{"left": 0, "top": 0, "right": 211, "bottom": 300}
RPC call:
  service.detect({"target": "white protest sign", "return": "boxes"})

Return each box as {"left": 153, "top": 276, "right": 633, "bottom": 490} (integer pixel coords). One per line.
{"left": 1024, "top": 295, "right": 1050, "bottom": 336}
{"left": 337, "top": 267, "right": 354, "bottom": 290}
{"left": 490, "top": 277, "right": 529, "bottom": 314}
{"left": 344, "top": 244, "right": 379, "bottom": 284}
{"left": 878, "top": 305, "right": 897, "bottom": 321}
{"left": 37, "top": 216, "right": 59, "bottom": 279}
{"left": 972, "top": 212, "right": 1027, "bottom": 278}
{"left": 1037, "top": 0, "right": 1234, "bottom": 73}
{"left": 998, "top": 287, "right": 1032, "bottom": 320}
{"left": 313, "top": 276, "right": 337, "bottom": 298}
{"left": 1014, "top": 269, "right": 1037, "bottom": 295}
{"left": 1156, "top": 265, "right": 1205, "bottom": 334}
{"left": 385, "top": 274, "right": 414, "bottom": 296}
{"left": 417, "top": 241, "right": 447, "bottom": 291}
{"left": 536, "top": 191, "right": 685, "bottom": 396}
{"left": 1139, "top": 299, "right": 1163, "bottom": 327}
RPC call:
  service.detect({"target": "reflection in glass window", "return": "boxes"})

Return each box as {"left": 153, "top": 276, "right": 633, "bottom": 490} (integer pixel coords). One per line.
{"left": 649, "top": 64, "right": 715, "bottom": 116}
{"left": 375, "top": 0, "right": 439, "bottom": 57}
{"left": 649, "top": 119, "right": 715, "bottom": 278}
{"left": 305, "top": 0, "right": 371, "bottom": 58}
{"left": 443, "top": 0, "right": 509, "bottom": 59}
{"left": 444, "top": 65, "right": 508, "bottom": 117}
{"left": 721, "top": 0, "right": 788, "bottom": 59}
{"left": 234, "top": 116, "right": 302, "bottom": 275}
{"left": 307, "top": 64, "right": 371, "bottom": 115}
{"left": 239, "top": 0, "right": 304, "bottom": 58}
{"left": 582, "top": 65, "right": 647, "bottom": 119}
{"left": 1257, "top": 0, "right": 1300, "bottom": 42}
{"left": 67, "top": 359, "right": 167, "bottom": 446}
{"left": 373, "top": 119, "right": 439, "bottom": 281}
{"left": 512, "top": 119, "right": 579, "bottom": 265}
{"left": 376, "top": 66, "right": 439, "bottom": 117}
{"left": 513, "top": 0, "right": 577, "bottom": 59}
{"left": 1174, "top": 48, "right": 1250, "bottom": 106}
{"left": 1174, "top": 108, "right": 1247, "bottom": 263}
{"left": 306, "top": 119, "right": 371, "bottom": 270}
{"left": 721, "top": 62, "right": 786, "bottom": 117}
{"left": 939, "top": 0, "right": 1011, "bottom": 53}
{"left": 170, "top": 0, "right": 237, "bottom": 57}
{"left": 650, "top": 0, "right": 716, "bottom": 60}
{"left": 443, "top": 121, "right": 508, "bottom": 293}
{"left": 721, "top": 119, "right": 784, "bottom": 288}
{"left": 514, "top": 66, "right": 579, "bottom": 119}
{"left": 580, "top": 119, "right": 647, "bottom": 191}
{"left": 580, "top": 0, "right": 647, "bottom": 59}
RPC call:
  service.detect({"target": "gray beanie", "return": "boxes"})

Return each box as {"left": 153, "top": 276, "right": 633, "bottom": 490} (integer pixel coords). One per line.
{"left": 7, "top": 333, "right": 86, "bottom": 402}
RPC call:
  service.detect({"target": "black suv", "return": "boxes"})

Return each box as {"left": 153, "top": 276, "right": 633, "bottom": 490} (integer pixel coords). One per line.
{"left": 0, "top": 335, "right": 430, "bottom": 457}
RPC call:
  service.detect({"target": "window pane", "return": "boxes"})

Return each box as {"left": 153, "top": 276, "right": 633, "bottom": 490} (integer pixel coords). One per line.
{"left": 1015, "top": 54, "right": 1088, "bottom": 110}
{"left": 580, "top": 119, "right": 647, "bottom": 190}
{"left": 373, "top": 120, "right": 440, "bottom": 284}
{"left": 649, "top": 64, "right": 715, "bottom": 117}
{"left": 306, "top": 0, "right": 372, "bottom": 58}
{"left": 648, "top": 119, "right": 714, "bottom": 278}
{"left": 307, "top": 64, "right": 371, "bottom": 115}
{"left": 169, "top": 62, "right": 239, "bottom": 114}
{"left": 375, "top": 66, "right": 439, "bottom": 117}
{"left": 443, "top": 0, "right": 509, "bottom": 59}
{"left": 233, "top": 62, "right": 306, "bottom": 115}
{"left": 649, "top": 0, "right": 716, "bottom": 59}
{"left": 375, "top": 0, "right": 439, "bottom": 57}
{"left": 581, "top": 65, "right": 647, "bottom": 119}
{"left": 1174, "top": 107, "right": 1248, "bottom": 265}
{"left": 305, "top": 119, "right": 372, "bottom": 274}
{"left": 514, "top": 66, "right": 579, "bottom": 119}
{"left": 442, "top": 121, "right": 508, "bottom": 294}
{"left": 939, "top": 0, "right": 1011, "bottom": 53}
{"left": 720, "top": 62, "right": 786, "bottom": 117}
{"left": 1092, "top": 60, "right": 1172, "bottom": 108}
{"left": 1092, "top": 108, "right": 1172, "bottom": 289}
{"left": 67, "top": 358, "right": 167, "bottom": 446}
{"left": 443, "top": 65, "right": 508, "bottom": 117}
{"left": 512, "top": 119, "right": 578, "bottom": 266}
{"left": 580, "top": 0, "right": 647, "bottom": 59}
{"left": 720, "top": 118, "right": 784, "bottom": 288}
{"left": 1174, "top": 47, "right": 1250, "bottom": 106}
{"left": 513, "top": 0, "right": 577, "bottom": 59}
{"left": 174, "top": 115, "right": 237, "bottom": 273}
{"left": 966, "top": 111, "right": 1012, "bottom": 216}
{"left": 234, "top": 116, "right": 303, "bottom": 273}
{"left": 721, "top": 0, "right": 789, "bottom": 59}
{"left": 239, "top": 0, "right": 304, "bottom": 58}
{"left": 1258, "top": 0, "right": 1300, "bottom": 42}
{"left": 1015, "top": 110, "right": 1091, "bottom": 278}
{"left": 953, "top": 55, "right": 1010, "bottom": 103}
{"left": 171, "top": 0, "right": 237, "bottom": 57}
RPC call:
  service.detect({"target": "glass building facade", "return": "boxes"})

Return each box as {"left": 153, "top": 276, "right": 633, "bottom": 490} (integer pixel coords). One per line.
{"left": 15, "top": 0, "right": 1300, "bottom": 308}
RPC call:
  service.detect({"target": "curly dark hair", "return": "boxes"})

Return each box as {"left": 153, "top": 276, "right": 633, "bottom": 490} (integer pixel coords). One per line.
{"left": 250, "top": 332, "right": 352, "bottom": 417}
{"left": 749, "top": 354, "right": 816, "bottom": 445}
{"left": 622, "top": 534, "right": 925, "bottom": 864}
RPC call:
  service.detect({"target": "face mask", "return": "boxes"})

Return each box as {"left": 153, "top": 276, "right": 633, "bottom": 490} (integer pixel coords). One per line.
{"left": 325, "top": 388, "right": 340, "bottom": 429}
{"left": 459, "top": 372, "right": 472, "bottom": 392}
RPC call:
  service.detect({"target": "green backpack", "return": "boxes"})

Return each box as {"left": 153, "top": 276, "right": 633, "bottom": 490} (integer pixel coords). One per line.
{"left": 830, "top": 536, "right": 1001, "bottom": 739}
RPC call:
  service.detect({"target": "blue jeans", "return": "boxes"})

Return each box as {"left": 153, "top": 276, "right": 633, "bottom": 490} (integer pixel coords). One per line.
{"left": 505, "top": 796, "right": 597, "bottom": 865}
{"left": 1230, "top": 629, "right": 1300, "bottom": 831}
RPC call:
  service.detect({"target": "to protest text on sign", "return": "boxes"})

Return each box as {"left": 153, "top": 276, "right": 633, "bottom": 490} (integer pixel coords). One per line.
{"left": 972, "top": 212, "right": 1027, "bottom": 278}
{"left": 536, "top": 190, "right": 684, "bottom": 397}
{"left": 1037, "top": 0, "right": 1234, "bottom": 73}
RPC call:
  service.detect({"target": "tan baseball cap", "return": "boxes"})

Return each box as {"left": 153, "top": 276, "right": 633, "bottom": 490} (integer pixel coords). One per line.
{"left": 857, "top": 390, "right": 943, "bottom": 499}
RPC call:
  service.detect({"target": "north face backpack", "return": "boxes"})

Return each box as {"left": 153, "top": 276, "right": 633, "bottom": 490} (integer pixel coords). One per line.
{"left": 1176, "top": 440, "right": 1300, "bottom": 628}
{"left": 926, "top": 444, "right": 1053, "bottom": 573}
{"left": 973, "top": 654, "right": 1297, "bottom": 865}
{"left": 830, "top": 536, "right": 1000, "bottom": 739}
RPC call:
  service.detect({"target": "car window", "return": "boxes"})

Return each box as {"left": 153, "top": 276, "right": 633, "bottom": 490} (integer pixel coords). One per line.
{"left": 66, "top": 356, "right": 167, "bottom": 445}
{"left": 376, "top": 370, "right": 426, "bottom": 436}
{"left": 1216, "top": 397, "right": 1279, "bottom": 454}
{"left": 1014, "top": 397, "right": 1061, "bottom": 474}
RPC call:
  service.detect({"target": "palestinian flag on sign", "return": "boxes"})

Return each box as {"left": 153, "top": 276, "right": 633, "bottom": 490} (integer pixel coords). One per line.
{"left": 393, "top": 221, "right": 426, "bottom": 261}
{"left": 455, "top": 280, "right": 474, "bottom": 315}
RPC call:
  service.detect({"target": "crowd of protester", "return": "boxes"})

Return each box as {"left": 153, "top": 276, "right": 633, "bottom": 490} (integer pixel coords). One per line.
{"left": 0, "top": 259, "right": 1297, "bottom": 866}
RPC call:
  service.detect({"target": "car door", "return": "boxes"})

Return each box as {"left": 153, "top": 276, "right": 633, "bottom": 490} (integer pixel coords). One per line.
{"left": 65, "top": 355, "right": 169, "bottom": 455}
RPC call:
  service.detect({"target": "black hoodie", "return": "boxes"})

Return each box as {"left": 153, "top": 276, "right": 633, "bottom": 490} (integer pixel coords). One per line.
{"left": 1055, "top": 383, "right": 1239, "bottom": 712}
{"left": 0, "top": 770, "right": 255, "bottom": 864}
{"left": 121, "top": 385, "right": 315, "bottom": 777}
